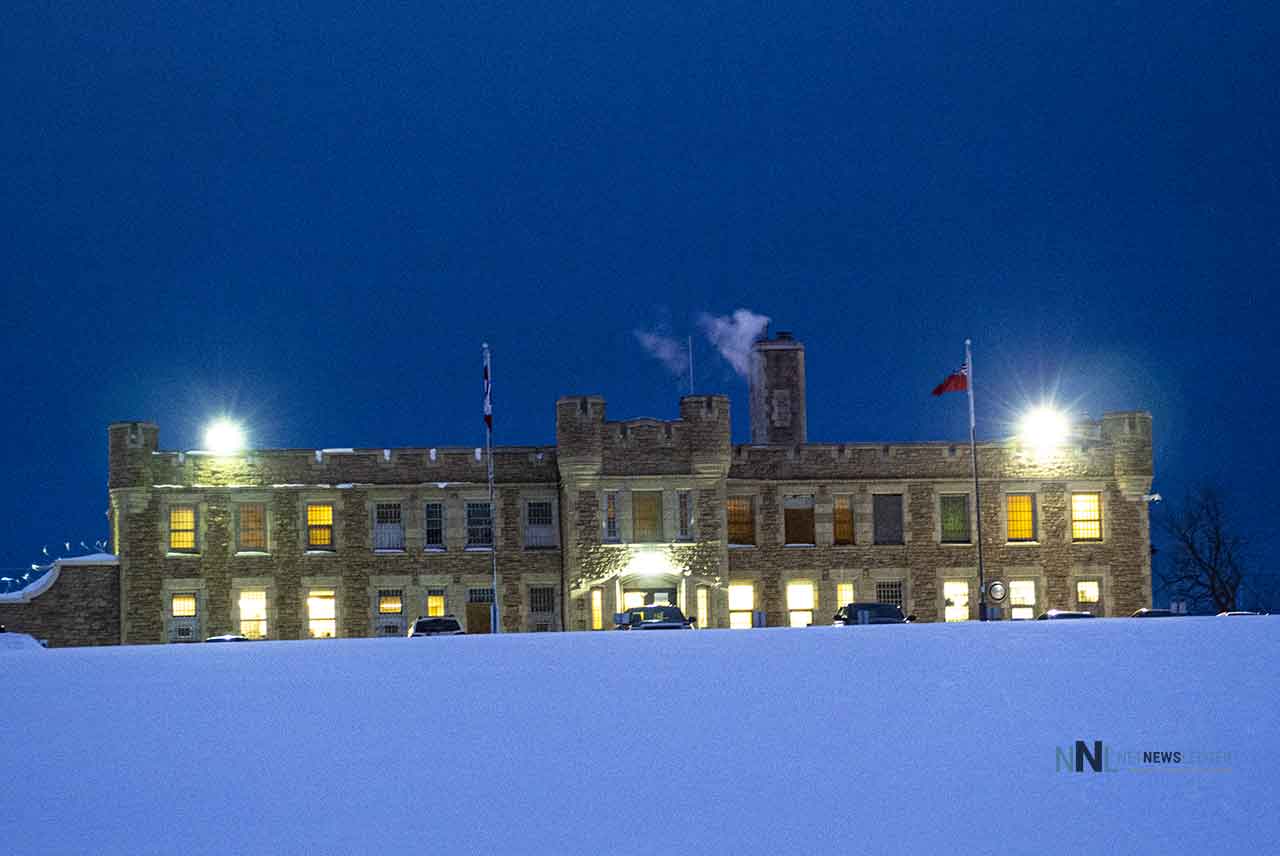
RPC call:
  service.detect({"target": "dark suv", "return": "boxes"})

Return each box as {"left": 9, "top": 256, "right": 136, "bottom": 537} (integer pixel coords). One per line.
{"left": 408, "top": 616, "right": 465, "bottom": 637}
{"left": 832, "top": 602, "right": 915, "bottom": 625}
{"left": 613, "top": 605, "right": 695, "bottom": 630}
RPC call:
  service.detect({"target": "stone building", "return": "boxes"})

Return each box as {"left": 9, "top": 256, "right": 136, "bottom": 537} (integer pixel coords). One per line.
{"left": 5, "top": 332, "right": 1154, "bottom": 645}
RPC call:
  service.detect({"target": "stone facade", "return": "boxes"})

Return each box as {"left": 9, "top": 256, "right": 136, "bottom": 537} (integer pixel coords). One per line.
{"left": 74, "top": 333, "right": 1155, "bottom": 644}
{"left": 0, "top": 557, "right": 121, "bottom": 647}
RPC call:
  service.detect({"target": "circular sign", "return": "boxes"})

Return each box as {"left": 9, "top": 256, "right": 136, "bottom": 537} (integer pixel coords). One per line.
{"left": 987, "top": 580, "right": 1008, "bottom": 602}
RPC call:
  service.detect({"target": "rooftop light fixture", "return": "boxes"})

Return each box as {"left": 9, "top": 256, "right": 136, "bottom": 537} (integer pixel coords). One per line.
{"left": 204, "top": 419, "right": 246, "bottom": 455}
{"left": 1019, "top": 406, "right": 1069, "bottom": 455}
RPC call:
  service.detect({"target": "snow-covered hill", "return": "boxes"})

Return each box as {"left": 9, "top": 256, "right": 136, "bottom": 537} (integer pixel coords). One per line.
{"left": 4, "top": 618, "right": 1278, "bottom": 855}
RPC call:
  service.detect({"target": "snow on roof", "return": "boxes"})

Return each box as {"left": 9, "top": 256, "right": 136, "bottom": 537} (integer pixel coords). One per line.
{"left": 0, "top": 554, "right": 117, "bottom": 602}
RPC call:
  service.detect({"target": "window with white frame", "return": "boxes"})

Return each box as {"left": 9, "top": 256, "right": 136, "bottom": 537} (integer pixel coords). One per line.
{"left": 466, "top": 502, "right": 493, "bottom": 548}
{"left": 786, "top": 581, "right": 815, "bottom": 627}
{"left": 525, "top": 501, "right": 555, "bottom": 548}
{"left": 373, "top": 503, "right": 405, "bottom": 551}
{"left": 424, "top": 502, "right": 445, "bottom": 550}
{"left": 1009, "top": 580, "right": 1036, "bottom": 620}
{"left": 677, "top": 490, "right": 693, "bottom": 540}
{"left": 875, "top": 580, "right": 904, "bottom": 608}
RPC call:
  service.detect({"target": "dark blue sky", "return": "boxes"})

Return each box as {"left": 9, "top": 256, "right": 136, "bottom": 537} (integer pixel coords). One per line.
{"left": 2, "top": 3, "right": 1277, "bottom": 588}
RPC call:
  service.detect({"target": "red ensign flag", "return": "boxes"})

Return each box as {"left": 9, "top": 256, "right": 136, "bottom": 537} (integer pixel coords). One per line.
{"left": 931, "top": 363, "right": 969, "bottom": 396}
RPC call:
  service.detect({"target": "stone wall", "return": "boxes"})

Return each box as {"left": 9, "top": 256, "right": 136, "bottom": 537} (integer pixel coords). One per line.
{"left": 0, "top": 561, "right": 120, "bottom": 647}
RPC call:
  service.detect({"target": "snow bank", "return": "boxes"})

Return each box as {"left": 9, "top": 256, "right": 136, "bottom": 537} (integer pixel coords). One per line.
{"left": 0, "top": 632, "right": 44, "bottom": 652}
{"left": 2, "top": 618, "right": 1277, "bottom": 855}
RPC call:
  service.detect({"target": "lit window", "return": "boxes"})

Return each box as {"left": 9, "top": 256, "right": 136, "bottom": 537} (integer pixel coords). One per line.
{"left": 466, "top": 502, "right": 493, "bottom": 548}
{"left": 632, "top": 491, "right": 663, "bottom": 542}
{"left": 307, "top": 503, "right": 334, "bottom": 549}
{"left": 424, "top": 502, "right": 445, "bottom": 550}
{"left": 940, "top": 495, "right": 970, "bottom": 543}
{"left": 427, "top": 589, "right": 446, "bottom": 617}
{"left": 787, "top": 581, "right": 815, "bottom": 627}
{"left": 171, "top": 592, "right": 197, "bottom": 618}
{"left": 876, "top": 580, "right": 904, "bottom": 608}
{"left": 525, "top": 501, "right": 555, "bottom": 548}
{"left": 374, "top": 503, "right": 405, "bottom": 551}
{"left": 239, "top": 590, "right": 268, "bottom": 639}
{"left": 836, "top": 582, "right": 855, "bottom": 607}
{"left": 833, "top": 495, "right": 854, "bottom": 545}
{"left": 1077, "top": 580, "right": 1100, "bottom": 605}
{"left": 1009, "top": 580, "right": 1036, "bottom": 620}
{"left": 728, "top": 583, "right": 754, "bottom": 628}
{"left": 872, "top": 495, "right": 904, "bottom": 545}
{"left": 1071, "top": 493, "right": 1103, "bottom": 541}
{"left": 677, "top": 491, "right": 693, "bottom": 540}
{"left": 308, "top": 589, "right": 336, "bottom": 638}
{"left": 238, "top": 503, "right": 266, "bottom": 551}
{"left": 529, "top": 586, "right": 555, "bottom": 614}
{"left": 783, "top": 496, "right": 815, "bottom": 545}
{"left": 622, "top": 590, "right": 646, "bottom": 610}
{"left": 169, "top": 505, "right": 196, "bottom": 552}
{"left": 696, "top": 586, "right": 709, "bottom": 628}
{"left": 944, "top": 580, "right": 970, "bottom": 622}
{"left": 1006, "top": 494, "right": 1036, "bottom": 542}
{"left": 591, "top": 588, "right": 604, "bottom": 630}
{"left": 727, "top": 497, "right": 754, "bottom": 546}
{"left": 604, "top": 492, "right": 619, "bottom": 541}
{"left": 378, "top": 589, "right": 403, "bottom": 615}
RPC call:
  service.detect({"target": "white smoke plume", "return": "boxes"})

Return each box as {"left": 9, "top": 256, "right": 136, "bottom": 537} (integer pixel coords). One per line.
{"left": 633, "top": 329, "right": 689, "bottom": 376}
{"left": 698, "top": 309, "right": 771, "bottom": 378}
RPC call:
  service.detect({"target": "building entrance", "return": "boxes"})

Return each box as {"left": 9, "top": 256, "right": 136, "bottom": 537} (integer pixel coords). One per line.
{"left": 622, "top": 588, "right": 677, "bottom": 609}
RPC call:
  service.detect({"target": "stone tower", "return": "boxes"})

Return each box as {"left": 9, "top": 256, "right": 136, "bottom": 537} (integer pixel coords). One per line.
{"left": 748, "top": 331, "right": 806, "bottom": 445}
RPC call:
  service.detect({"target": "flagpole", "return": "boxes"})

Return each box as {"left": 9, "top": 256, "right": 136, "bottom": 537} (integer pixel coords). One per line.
{"left": 483, "top": 343, "right": 500, "bottom": 634}
{"left": 966, "top": 338, "right": 988, "bottom": 621}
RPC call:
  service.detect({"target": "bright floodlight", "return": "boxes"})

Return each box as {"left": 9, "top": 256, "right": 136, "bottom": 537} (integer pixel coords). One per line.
{"left": 204, "top": 420, "right": 246, "bottom": 455}
{"left": 1019, "top": 407, "right": 1069, "bottom": 452}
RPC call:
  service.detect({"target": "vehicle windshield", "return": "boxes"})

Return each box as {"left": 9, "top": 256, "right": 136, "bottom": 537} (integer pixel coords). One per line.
{"left": 413, "top": 619, "right": 460, "bottom": 633}
{"left": 848, "top": 604, "right": 903, "bottom": 621}
{"left": 628, "top": 607, "right": 685, "bottom": 624}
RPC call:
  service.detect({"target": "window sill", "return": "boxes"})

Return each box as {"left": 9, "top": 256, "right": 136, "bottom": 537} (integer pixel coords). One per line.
{"left": 305, "top": 549, "right": 338, "bottom": 556}
{"left": 1071, "top": 539, "right": 1104, "bottom": 545}
{"left": 1006, "top": 541, "right": 1040, "bottom": 547}
{"left": 940, "top": 541, "right": 973, "bottom": 547}
{"left": 872, "top": 542, "right": 906, "bottom": 547}
{"left": 424, "top": 546, "right": 447, "bottom": 553}
{"left": 524, "top": 545, "right": 560, "bottom": 551}
{"left": 373, "top": 549, "right": 406, "bottom": 555}
{"left": 728, "top": 543, "right": 756, "bottom": 550}
{"left": 783, "top": 543, "right": 816, "bottom": 548}
{"left": 235, "top": 551, "right": 271, "bottom": 557}
{"left": 166, "top": 552, "right": 202, "bottom": 559}
{"left": 464, "top": 546, "right": 494, "bottom": 552}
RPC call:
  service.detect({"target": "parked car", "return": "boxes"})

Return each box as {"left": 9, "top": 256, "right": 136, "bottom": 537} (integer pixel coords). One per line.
{"left": 613, "top": 605, "right": 695, "bottom": 630}
{"left": 205, "top": 634, "right": 251, "bottom": 642}
{"left": 1036, "top": 610, "right": 1095, "bottom": 620}
{"left": 832, "top": 602, "right": 915, "bottom": 625}
{"left": 1131, "top": 608, "right": 1177, "bottom": 618}
{"left": 408, "top": 615, "right": 465, "bottom": 637}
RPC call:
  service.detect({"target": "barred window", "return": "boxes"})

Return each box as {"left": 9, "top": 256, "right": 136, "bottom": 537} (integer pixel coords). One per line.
{"left": 171, "top": 592, "right": 197, "bottom": 618}
{"left": 872, "top": 495, "right": 904, "bottom": 545}
{"left": 468, "top": 587, "right": 495, "bottom": 603}
{"left": 1009, "top": 580, "right": 1036, "bottom": 620}
{"left": 783, "top": 495, "right": 815, "bottom": 545}
{"left": 525, "top": 501, "right": 556, "bottom": 548}
{"left": 426, "top": 588, "right": 446, "bottom": 617}
{"left": 529, "top": 585, "right": 555, "bottom": 614}
{"left": 677, "top": 491, "right": 693, "bottom": 540}
{"left": 833, "top": 495, "right": 854, "bottom": 545}
{"left": 307, "top": 503, "right": 335, "bottom": 549}
{"left": 604, "top": 492, "right": 619, "bottom": 541}
{"left": 424, "top": 502, "right": 445, "bottom": 550}
{"left": 1071, "top": 493, "right": 1103, "bottom": 541}
{"left": 237, "top": 503, "right": 266, "bottom": 551}
{"left": 727, "top": 497, "right": 754, "bottom": 546}
{"left": 466, "top": 502, "right": 493, "bottom": 548}
{"left": 940, "top": 495, "right": 970, "bottom": 543}
{"left": 632, "top": 491, "right": 663, "bottom": 542}
{"left": 374, "top": 503, "right": 405, "bottom": 551}
{"left": 169, "top": 505, "right": 197, "bottom": 553}
{"left": 1006, "top": 494, "right": 1036, "bottom": 542}
{"left": 378, "top": 589, "right": 403, "bottom": 615}
{"left": 239, "top": 590, "right": 268, "bottom": 639}
{"left": 875, "top": 580, "right": 904, "bottom": 608}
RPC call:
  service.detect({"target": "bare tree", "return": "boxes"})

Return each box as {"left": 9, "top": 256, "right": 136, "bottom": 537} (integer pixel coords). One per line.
{"left": 1158, "top": 487, "right": 1247, "bottom": 613}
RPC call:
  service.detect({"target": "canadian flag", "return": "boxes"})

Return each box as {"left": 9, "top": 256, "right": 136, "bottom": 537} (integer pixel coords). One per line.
{"left": 931, "top": 362, "right": 969, "bottom": 396}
